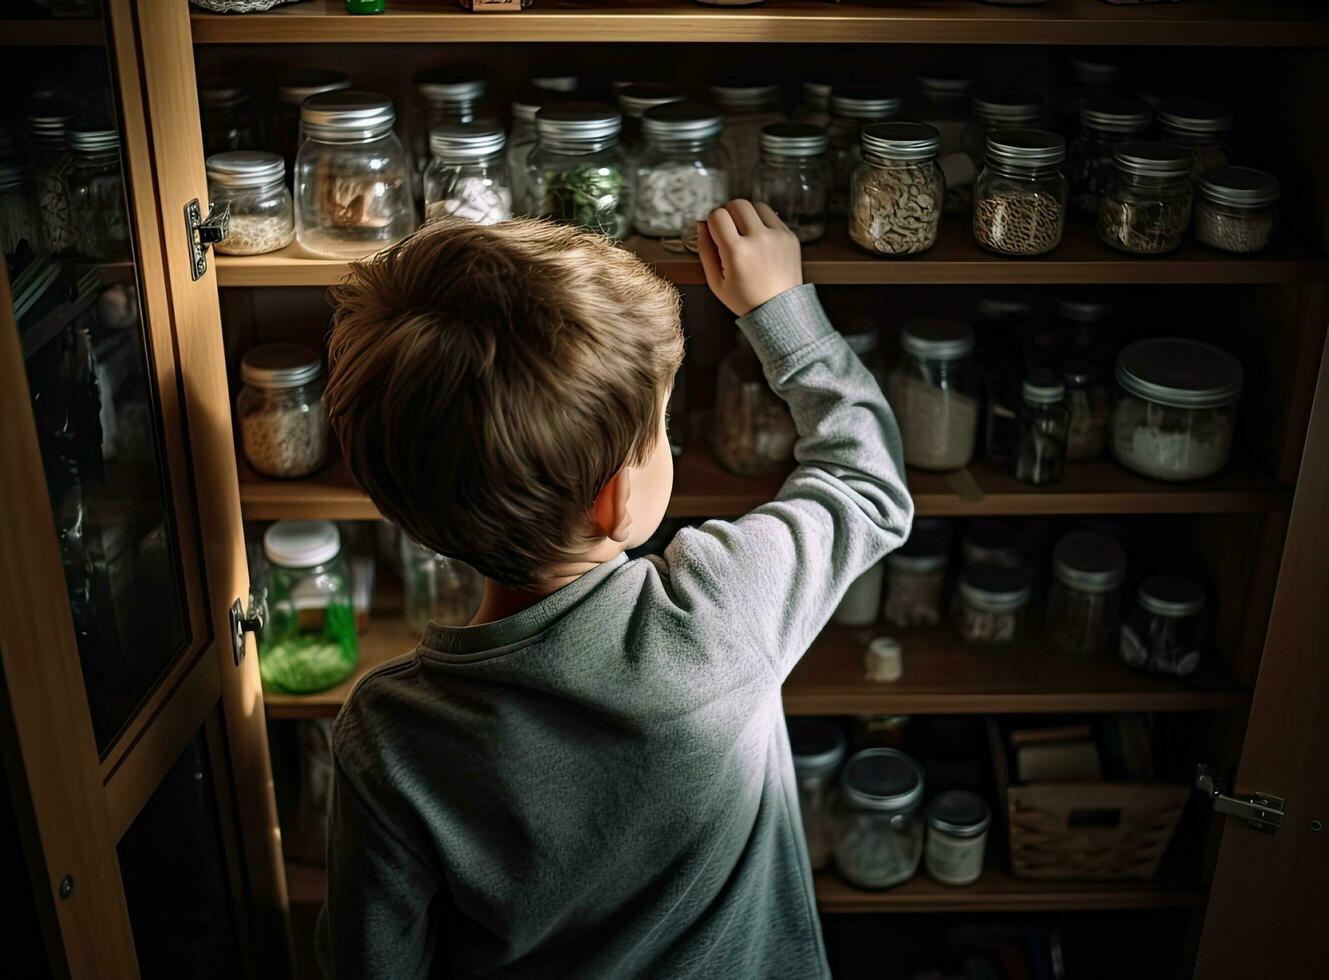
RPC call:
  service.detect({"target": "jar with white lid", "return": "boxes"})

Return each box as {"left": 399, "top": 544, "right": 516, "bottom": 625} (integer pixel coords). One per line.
{"left": 710, "top": 82, "right": 783, "bottom": 199}
{"left": 1046, "top": 530, "right": 1127, "bottom": 657}
{"left": 424, "top": 123, "right": 513, "bottom": 225}
{"left": 751, "top": 123, "right": 829, "bottom": 244}
{"left": 1097, "top": 142, "right": 1193, "bottom": 255}
{"left": 529, "top": 103, "right": 632, "bottom": 240}
{"left": 961, "top": 520, "right": 1024, "bottom": 571}
{"left": 915, "top": 73, "right": 975, "bottom": 213}
{"left": 199, "top": 77, "right": 261, "bottom": 157}
{"left": 616, "top": 83, "right": 686, "bottom": 150}
{"left": 1120, "top": 576, "right": 1207, "bottom": 677}
{"left": 1194, "top": 166, "right": 1279, "bottom": 255}
{"left": 410, "top": 71, "right": 487, "bottom": 199}
{"left": 1015, "top": 370, "right": 1069, "bottom": 486}
{"left": 713, "top": 331, "right": 796, "bottom": 476}
{"left": 65, "top": 126, "right": 130, "bottom": 261}
{"left": 271, "top": 68, "right": 351, "bottom": 173}
{"left": 1068, "top": 96, "right": 1154, "bottom": 214}
{"left": 632, "top": 102, "right": 730, "bottom": 241}
{"left": 833, "top": 748, "right": 925, "bottom": 889}
{"left": 789, "top": 718, "right": 846, "bottom": 871}
{"left": 237, "top": 343, "right": 331, "bottom": 479}
{"left": 925, "top": 790, "right": 990, "bottom": 886}
{"left": 883, "top": 518, "right": 951, "bottom": 628}
{"left": 257, "top": 521, "right": 359, "bottom": 695}
{"left": 1157, "top": 99, "right": 1233, "bottom": 178}
{"left": 961, "top": 91, "right": 1046, "bottom": 203}
{"left": 826, "top": 86, "right": 903, "bottom": 216}
{"left": 887, "top": 318, "right": 979, "bottom": 471}
{"left": 206, "top": 151, "right": 294, "bottom": 255}
{"left": 955, "top": 562, "right": 1032, "bottom": 645}
{"left": 849, "top": 122, "right": 944, "bottom": 257}
{"left": 1060, "top": 359, "right": 1109, "bottom": 461}
{"left": 295, "top": 91, "right": 415, "bottom": 259}
{"left": 793, "top": 81, "right": 832, "bottom": 128}
{"left": 1111, "top": 338, "right": 1243, "bottom": 481}
{"left": 973, "top": 128, "right": 1067, "bottom": 257}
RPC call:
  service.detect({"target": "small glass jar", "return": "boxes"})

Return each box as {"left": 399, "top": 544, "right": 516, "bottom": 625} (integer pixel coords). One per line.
{"left": 886, "top": 318, "right": 979, "bottom": 471}
{"left": 0, "top": 160, "right": 44, "bottom": 255}
{"left": 883, "top": 518, "right": 951, "bottom": 629}
{"left": 410, "top": 71, "right": 487, "bottom": 199}
{"left": 236, "top": 343, "right": 331, "bottom": 479}
{"left": 833, "top": 748, "right": 925, "bottom": 890}
{"left": 973, "top": 129, "right": 1067, "bottom": 257}
{"left": 632, "top": 102, "right": 730, "bottom": 241}
{"left": 1111, "top": 338, "right": 1243, "bottom": 482}
{"left": 257, "top": 521, "right": 359, "bottom": 695}
{"left": 834, "top": 562, "right": 885, "bottom": 627}
{"left": 423, "top": 123, "right": 513, "bottom": 225}
{"left": 961, "top": 90, "right": 1046, "bottom": 201}
{"left": 1046, "top": 530, "right": 1127, "bottom": 657}
{"left": 65, "top": 126, "right": 130, "bottom": 261}
{"left": 849, "top": 122, "right": 944, "bottom": 257}
{"left": 27, "top": 111, "right": 76, "bottom": 253}
{"left": 1097, "top": 142, "right": 1193, "bottom": 255}
{"left": 915, "top": 73, "right": 976, "bottom": 214}
{"left": 925, "top": 790, "right": 990, "bottom": 887}
{"left": 529, "top": 103, "right": 632, "bottom": 240}
{"left": 1120, "top": 576, "right": 1208, "bottom": 678}
{"left": 793, "top": 81, "right": 833, "bottom": 128}
{"left": 616, "top": 83, "right": 686, "bottom": 150}
{"left": 206, "top": 151, "right": 295, "bottom": 256}
{"left": 709, "top": 82, "right": 783, "bottom": 199}
{"left": 954, "top": 563, "right": 1032, "bottom": 646}
{"left": 1067, "top": 96, "right": 1154, "bottom": 214}
{"left": 508, "top": 93, "right": 546, "bottom": 216}
{"left": 960, "top": 521, "right": 1023, "bottom": 571}
{"left": 713, "top": 331, "right": 796, "bottom": 476}
{"left": 788, "top": 718, "right": 846, "bottom": 871}
{"left": 1194, "top": 166, "right": 1279, "bottom": 255}
{"left": 1156, "top": 100, "right": 1233, "bottom": 179}
{"left": 198, "top": 78, "right": 261, "bottom": 157}
{"left": 1015, "top": 370, "right": 1069, "bottom": 486}
{"left": 400, "top": 536, "right": 484, "bottom": 632}
{"left": 751, "top": 123, "right": 829, "bottom": 244}
{"left": 295, "top": 91, "right": 415, "bottom": 259}
{"left": 271, "top": 68, "right": 351, "bottom": 174}
{"left": 826, "top": 86, "right": 903, "bottom": 216}
{"left": 1060, "top": 359, "right": 1109, "bottom": 461}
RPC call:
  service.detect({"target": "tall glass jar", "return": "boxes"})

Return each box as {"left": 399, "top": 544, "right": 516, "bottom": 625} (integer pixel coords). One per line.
{"left": 271, "top": 68, "right": 351, "bottom": 176}
{"left": 1067, "top": 96, "right": 1154, "bottom": 214}
{"left": 833, "top": 749, "right": 925, "bottom": 890}
{"left": 850, "top": 122, "right": 943, "bottom": 257}
{"left": 1046, "top": 530, "right": 1127, "bottom": 657}
{"left": 713, "top": 331, "right": 796, "bottom": 476}
{"left": 400, "top": 537, "right": 484, "bottom": 632}
{"left": 508, "top": 93, "right": 546, "bottom": 217}
{"left": 915, "top": 73, "right": 975, "bottom": 214}
{"left": 1156, "top": 100, "right": 1233, "bottom": 178}
{"left": 788, "top": 718, "right": 846, "bottom": 871}
{"left": 961, "top": 91, "right": 1046, "bottom": 202}
{"left": 206, "top": 150, "right": 295, "bottom": 256}
{"left": 529, "top": 104, "right": 632, "bottom": 239}
{"left": 198, "top": 78, "right": 261, "bottom": 157}
{"left": 886, "top": 317, "right": 979, "bottom": 471}
{"left": 793, "top": 81, "right": 833, "bottom": 127}
{"left": 632, "top": 102, "right": 730, "bottom": 241}
{"left": 1195, "top": 166, "right": 1279, "bottom": 255}
{"left": 826, "top": 86, "right": 903, "bottom": 216}
{"left": 710, "top": 82, "right": 783, "bottom": 199}
{"left": 954, "top": 563, "right": 1032, "bottom": 646}
{"left": 65, "top": 126, "right": 129, "bottom": 261}
{"left": 1060, "top": 359, "right": 1109, "bottom": 461}
{"left": 27, "top": 111, "right": 75, "bottom": 253}
{"left": 1014, "top": 369, "right": 1069, "bottom": 486}
{"left": 295, "top": 91, "right": 415, "bottom": 259}
{"left": 751, "top": 123, "right": 829, "bottom": 244}
{"left": 1097, "top": 142, "right": 1193, "bottom": 255}
{"left": 0, "top": 160, "right": 44, "bottom": 255}
{"left": 409, "top": 71, "right": 487, "bottom": 200}
{"left": 973, "top": 129, "right": 1067, "bottom": 257}
{"left": 423, "top": 123, "right": 513, "bottom": 225}
{"left": 1120, "top": 576, "right": 1208, "bottom": 677}
{"left": 236, "top": 343, "right": 331, "bottom": 479}
{"left": 883, "top": 518, "right": 951, "bottom": 628}
{"left": 616, "top": 83, "right": 686, "bottom": 150}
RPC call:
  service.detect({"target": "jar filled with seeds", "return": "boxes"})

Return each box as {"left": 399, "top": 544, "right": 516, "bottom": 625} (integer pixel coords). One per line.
{"left": 400, "top": 536, "right": 484, "bottom": 632}
{"left": 961, "top": 91, "right": 1046, "bottom": 202}
{"left": 1120, "top": 576, "right": 1208, "bottom": 678}
{"left": 973, "top": 129, "right": 1067, "bottom": 257}
{"left": 295, "top": 91, "right": 415, "bottom": 259}
{"left": 0, "top": 160, "right": 44, "bottom": 255}
{"left": 1097, "top": 142, "right": 1193, "bottom": 255}
{"left": 632, "top": 102, "right": 730, "bottom": 241}
{"left": 1046, "top": 530, "right": 1127, "bottom": 657}
{"left": 954, "top": 563, "right": 1032, "bottom": 646}
{"left": 206, "top": 151, "right": 295, "bottom": 255}
{"left": 65, "top": 125, "right": 129, "bottom": 261}
{"left": 410, "top": 71, "right": 487, "bottom": 200}
{"left": 1194, "top": 166, "right": 1279, "bottom": 255}
{"left": 1060, "top": 359, "right": 1109, "bottom": 461}
{"left": 1156, "top": 100, "right": 1233, "bottom": 178}
{"left": 883, "top": 518, "right": 951, "bottom": 628}
{"left": 925, "top": 790, "right": 990, "bottom": 887}
{"left": 886, "top": 318, "right": 979, "bottom": 471}
{"left": 616, "top": 83, "right": 686, "bottom": 149}
{"left": 199, "top": 78, "right": 261, "bottom": 157}
{"left": 789, "top": 718, "right": 846, "bottom": 871}
{"left": 236, "top": 343, "right": 331, "bottom": 479}
{"left": 713, "top": 331, "right": 797, "bottom": 476}
{"left": 833, "top": 748, "right": 925, "bottom": 890}
{"left": 793, "top": 81, "right": 833, "bottom": 127}
{"left": 27, "top": 111, "right": 75, "bottom": 253}
{"left": 529, "top": 103, "right": 632, "bottom": 240}
{"left": 961, "top": 521, "right": 1023, "bottom": 571}
{"left": 710, "top": 81, "right": 783, "bottom": 199}
{"left": 751, "top": 123, "right": 829, "bottom": 244}
{"left": 424, "top": 123, "right": 513, "bottom": 225}
{"left": 849, "top": 122, "right": 944, "bottom": 257}
{"left": 916, "top": 73, "right": 975, "bottom": 213}
{"left": 1014, "top": 369, "right": 1069, "bottom": 486}
{"left": 271, "top": 69, "right": 351, "bottom": 174}
{"left": 1067, "top": 96, "right": 1154, "bottom": 214}
{"left": 826, "top": 86, "right": 903, "bottom": 216}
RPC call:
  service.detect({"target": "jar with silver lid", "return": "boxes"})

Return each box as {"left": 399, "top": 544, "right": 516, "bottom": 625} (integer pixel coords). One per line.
{"left": 826, "top": 86, "right": 903, "bottom": 216}
{"left": 1194, "top": 166, "right": 1279, "bottom": 255}
{"left": 27, "top": 111, "right": 75, "bottom": 253}
{"left": 713, "top": 331, "right": 796, "bottom": 476}
{"left": 973, "top": 129, "right": 1067, "bottom": 257}
{"left": 1111, "top": 338, "right": 1242, "bottom": 482}
{"left": 1156, "top": 100, "right": 1233, "bottom": 178}
{"left": 271, "top": 68, "right": 351, "bottom": 174}
{"left": 710, "top": 82, "right": 784, "bottom": 199}
{"left": 961, "top": 90, "right": 1046, "bottom": 204}
{"left": 954, "top": 562, "right": 1032, "bottom": 646}
{"left": 207, "top": 151, "right": 294, "bottom": 255}
{"left": 199, "top": 78, "right": 261, "bottom": 157}
{"left": 915, "top": 73, "right": 975, "bottom": 213}
{"left": 410, "top": 71, "right": 487, "bottom": 199}
{"left": 0, "top": 160, "right": 44, "bottom": 256}
{"left": 1068, "top": 96, "right": 1154, "bottom": 214}
{"left": 1015, "top": 369, "right": 1069, "bottom": 485}
{"left": 833, "top": 748, "right": 925, "bottom": 889}
{"left": 849, "top": 122, "right": 944, "bottom": 257}
{"left": 961, "top": 520, "right": 1023, "bottom": 571}
{"left": 925, "top": 790, "right": 990, "bottom": 887}
{"left": 751, "top": 123, "right": 829, "bottom": 244}
{"left": 886, "top": 318, "right": 979, "bottom": 471}
{"left": 1046, "top": 530, "right": 1127, "bottom": 657}
{"left": 65, "top": 126, "right": 130, "bottom": 261}
{"left": 1060, "top": 359, "right": 1108, "bottom": 461}
{"left": 295, "top": 91, "right": 415, "bottom": 259}
{"left": 883, "top": 518, "right": 951, "bottom": 628}
{"left": 236, "top": 343, "right": 331, "bottom": 479}
{"left": 793, "top": 81, "right": 832, "bottom": 128}
{"left": 632, "top": 102, "right": 730, "bottom": 242}
{"left": 616, "top": 83, "right": 686, "bottom": 150}
{"left": 424, "top": 123, "right": 513, "bottom": 225}
{"left": 1097, "top": 142, "right": 1193, "bottom": 255}
{"left": 529, "top": 103, "right": 632, "bottom": 239}
{"left": 1120, "top": 576, "right": 1207, "bottom": 678}
{"left": 789, "top": 718, "right": 846, "bottom": 871}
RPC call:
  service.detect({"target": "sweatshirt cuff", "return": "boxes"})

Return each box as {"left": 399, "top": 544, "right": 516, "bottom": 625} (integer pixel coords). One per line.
{"left": 736, "top": 284, "right": 835, "bottom": 365}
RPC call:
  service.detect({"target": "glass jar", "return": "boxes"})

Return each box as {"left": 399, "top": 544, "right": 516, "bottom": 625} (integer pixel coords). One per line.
{"left": 1046, "top": 530, "right": 1127, "bottom": 657}
{"left": 883, "top": 518, "right": 951, "bottom": 628}
{"left": 65, "top": 126, "right": 129, "bottom": 261}
{"left": 531, "top": 75, "right": 578, "bottom": 95}
{"left": 529, "top": 103, "right": 632, "bottom": 240}
{"left": 1097, "top": 142, "right": 1193, "bottom": 255}
{"left": 788, "top": 718, "right": 846, "bottom": 871}
{"left": 826, "top": 86, "right": 903, "bottom": 216}
{"left": 886, "top": 317, "right": 979, "bottom": 471}
{"left": 713, "top": 331, "right": 796, "bottom": 476}
{"left": 915, "top": 73, "right": 975, "bottom": 214}
{"left": 616, "top": 83, "right": 686, "bottom": 150}
{"left": 1055, "top": 298, "right": 1114, "bottom": 361}
{"left": 410, "top": 71, "right": 487, "bottom": 200}
{"left": 295, "top": 91, "right": 415, "bottom": 259}
{"left": 1060, "top": 359, "right": 1109, "bottom": 461}
{"left": 1120, "top": 576, "right": 1207, "bottom": 678}
{"left": 833, "top": 748, "right": 925, "bottom": 890}
{"left": 1194, "top": 166, "right": 1279, "bottom": 255}
{"left": 508, "top": 93, "right": 546, "bottom": 217}
{"left": 973, "top": 129, "right": 1067, "bottom": 257}
{"left": 960, "top": 520, "right": 1023, "bottom": 571}
{"left": 236, "top": 343, "right": 331, "bottom": 479}
{"left": 400, "top": 537, "right": 484, "bottom": 632}
{"left": 961, "top": 90, "right": 1046, "bottom": 202}
{"left": 833, "top": 561, "right": 884, "bottom": 627}
{"left": 27, "top": 111, "right": 76, "bottom": 253}
{"left": 710, "top": 82, "right": 783, "bottom": 199}
{"left": 423, "top": 123, "right": 513, "bottom": 225}
{"left": 0, "top": 160, "right": 44, "bottom": 255}
{"left": 1111, "top": 338, "right": 1242, "bottom": 482}
{"left": 925, "top": 790, "right": 990, "bottom": 887}
{"left": 849, "top": 122, "right": 944, "bottom": 257}
{"left": 257, "top": 521, "right": 359, "bottom": 694}
{"left": 844, "top": 322, "right": 887, "bottom": 391}
{"left": 198, "top": 78, "right": 261, "bottom": 157}
{"left": 206, "top": 150, "right": 295, "bottom": 256}
{"left": 954, "top": 562, "right": 1032, "bottom": 646}
{"left": 1156, "top": 99, "right": 1233, "bottom": 179}
{"left": 1014, "top": 369, "right": 1069, "bottom": 486}
{"left": 793, "top": 81, "right": 833, "bottom": 128}
{"left": 1067, "top": 96, "right": 1154, "bottom": 214}
{"left": 632, "top": 102, "right": 730, "bottom": 241}
{"left": 271, "top": 69, "right": 351, "bottom": 176}
{"left": 853, "top": 714, "right": 911, "bottom": 750}
{"left": 751, "top": 123, "right": 829, "bottom": 244}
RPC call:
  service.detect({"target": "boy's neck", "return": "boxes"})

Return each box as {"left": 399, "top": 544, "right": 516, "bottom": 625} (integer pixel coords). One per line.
{"left": 470, "top": 560, "right": 609, "bottom": 625}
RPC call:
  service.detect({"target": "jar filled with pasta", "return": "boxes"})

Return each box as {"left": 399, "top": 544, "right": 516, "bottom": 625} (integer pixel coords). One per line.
{"left": 973, "top": 129, "right": 1067, "bottom": 257}
{"left": 849, "top": 122, "right": 944, "bottom": 257}
{"left": 1194, "top": 166, "right": 1279, "bottom": 255}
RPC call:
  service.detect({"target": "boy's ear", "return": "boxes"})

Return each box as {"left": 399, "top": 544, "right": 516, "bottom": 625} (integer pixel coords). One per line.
{"left": 591, "top": 470, "right": 633, "bottom": 543}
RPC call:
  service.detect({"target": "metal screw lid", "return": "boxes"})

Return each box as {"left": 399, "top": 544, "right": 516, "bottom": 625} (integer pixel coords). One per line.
{"left": 264, "top": 520, "right": 341, "bottom": 569}
{"left": 888, "top": 517, "right": 951, "bottom": 573}
{"left": 985, "top": 128, "right": 1065, "bottom": 170}
{"left": 961, "top": 520, "right": 1022, "bottom": 566}
{"left": 0, "top": 160, "right": 29, "bottom": 191}
{"left": 617, "top": 83, "right": 686, "bottom": 119}
{"left": 1115, "top": 337, "right": 1244, "bottom": 409}
{"left": 1138, "top": 576, "right": 1206, "bottom": 618}
{"left": 917, "top": 73, "right": 976, "bottom": 99}
{"left": 198, "top": 78, "right": 249, "bottom": 107}
{"left": 802, "top": 81, "right": 833, "bottom": 101}
{"left": 27, "top": 112, "right": 73, "bottom": 138}
{"left": 958, "top": 562, "right": 1034, "bottom": 612}
{"left": 300, "top": 91, "right": 396, "bottom": 140}
{"left": 830, "top": 86, "right": 904, "bottom": 121}
{"left": 927, "top": 790, "right": 991, "bottom": 838}
{"left": 788, "top": 718, "right": 846, "bottom": 776}
{"left": 975, "top": 295, "right": 1035, "bottom": 321}
{"left": 861, "top": 122, "right": 941, "bottom": 162}
{"left": 206, "top": 150, "right": 285, "bottom": 189}
{"left": 1053, "top": 530, "right": 1127, "bottom": 593}
{"left": 429, "top": 122, "right": 506, "bottom": 160}
{"left": 415, "top": 70, "right": 487, "bottom": 105}
{"left": 1198, "top": 166, "right": 1280, "bottom": 209}
{"left": 840, "top": 748, "right": 925, "bottom": 813}
{"left": 1022, "top": 368, "right": 1065, "bottom": 405}
{"left": 512, "top": 90, "right": 555, "bottom": 124}
{"left": 709, "top": 81, "right": 781, "bottom": 111}
{"left": 641, "top": 102, "right": 724, "bottom": 142}
{"left": 535, "top": 103, "right": 622, "bottom": 142}
{"left": 276, "top": 69, "right": 351, "bottom": 106}
{"left": 759, "top": 122, "right": 827, "bottom": 158}
{"left": 1056, "top": 298, "right": 1114, "bottom": 324}
{"left": 241, "top": 343, "right": 323, "bottom": 390}
{"left": 1111, "top": 141, "right": 1192, "bottom": 179}
{"left": 1157, "top": 99, "right": 1234, "bottom": 136}
{"left": 1072, "top": 58, "right": 1124, "bottom": 87}
{"left": 66, "top": 126, "right": 120, "bottom": 153}
{"left": 531, "top": 75, "right": 578, "bottom": 93}
{"left": 972, "top": 90, "right": 1046, "bottom": 128}
{"left": 1079, "top": 96, "right": 1154, "bottom": 134}
{"left": 900, "top": 316, "right": 975, "bottom": 361}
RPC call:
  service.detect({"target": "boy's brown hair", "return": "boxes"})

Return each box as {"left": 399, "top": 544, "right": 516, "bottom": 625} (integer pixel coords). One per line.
{"left": 325, "top": 218, "right": 683, "bottom": 588}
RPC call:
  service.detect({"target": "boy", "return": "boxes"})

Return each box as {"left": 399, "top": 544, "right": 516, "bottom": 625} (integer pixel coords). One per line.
{"left": 319, "top": 201, "right": 913, "bottom": 978}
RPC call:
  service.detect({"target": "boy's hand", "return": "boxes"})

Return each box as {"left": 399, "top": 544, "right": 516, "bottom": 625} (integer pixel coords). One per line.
{"left": 697, "top": 200, "right": 804, "bottom": 317}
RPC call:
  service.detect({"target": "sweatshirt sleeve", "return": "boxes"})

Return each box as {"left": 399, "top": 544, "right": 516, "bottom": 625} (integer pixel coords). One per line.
{"left": 663, "top": 284, "right": 914, "bottom": 680}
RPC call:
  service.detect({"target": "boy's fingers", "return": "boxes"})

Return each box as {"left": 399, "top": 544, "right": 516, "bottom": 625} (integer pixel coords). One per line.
{"left": 753, "top": 201, "right": 787, "bottom": 232}
{"left": 706, "top": 205, "right": 742, "bottom": 251}
{"left": 695, "top": 221, "right": 725, "bottom": 292}
{"left": 724, "top": 199, "right": 765, "bottom": 236}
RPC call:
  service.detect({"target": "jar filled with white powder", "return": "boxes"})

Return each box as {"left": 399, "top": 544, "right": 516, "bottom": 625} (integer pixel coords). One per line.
{"left": 423, "top": 122, "right": 513, "bottom": 225}
{"left": 632, "top": 102, "right": 730, "bottom": 240}
{"left": 925, "top": 790, "right": 990, "bottom": 887}
{"left": 833, "top": 748, "right": 925, "bottom": 890}
{"left": 887, "top": 317, "right": 980, "bottom": 471}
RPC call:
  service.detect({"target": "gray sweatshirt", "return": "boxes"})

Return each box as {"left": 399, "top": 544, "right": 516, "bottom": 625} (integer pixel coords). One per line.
{"left": 319, "top": 284, "right": 913, "bottom": 979}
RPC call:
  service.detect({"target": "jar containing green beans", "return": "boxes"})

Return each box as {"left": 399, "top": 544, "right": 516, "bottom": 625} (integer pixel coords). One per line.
{"left": 529, "top": 103, "right": 632, "bottom": 239}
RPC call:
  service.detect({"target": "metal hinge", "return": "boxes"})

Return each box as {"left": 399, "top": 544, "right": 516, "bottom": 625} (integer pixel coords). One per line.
{"left": 184, "top": 198, "right": 230, "bottom": 281}
{"left": 1196, "top": 764, "right": 1285, "bottom": 834}
{"left": 228, "top": 596, "right": 265, "bottom": 667}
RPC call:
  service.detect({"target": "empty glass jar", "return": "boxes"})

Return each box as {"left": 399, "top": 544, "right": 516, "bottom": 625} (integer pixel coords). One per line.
{"left": 199, "top": 78, "right": 261, "bottom": 157}
{"left": 65, "top": 126, "right": 129, "bottom": 261}
{"left": 1120, "top": 576, "right": 1207, "bottom": 677}
{"left": 1156, "top": 99, "right": 1233, "bottom": 178}
{"left": 826, "top": 86, "right": 903, "bottom": 216}
{"left": 1068, "top": 96, "right": 1154, "bottom": 214}
{"left": 849, "top": 122, "right": 944, "bottom": 257}
{"left": 833, "top": 749, "right": 925, "bottom": 889}
{"left": 1097, "top": 142, "right": 1193, "bottom": 255}
{"left": 529, "top": 103, "right": 632, "bottom": 240}
{"left": 954, "top": 563, "right": 1032, "bottom": 646}
{"left": 423, "top": 123, "right": 513, "bottom": 225}
{"left": 632, "top": 102, "right": 730, "bottom": 241}
{"left": 915, "top": 73, "right": 976, "bottom": 214}
{"left": 789, "top": 718, "right": 846, "bottom": 871}
{"left": 973, "top": 129, "right": 1067, "bottom": 257}
{"left": 236, "top": 343, "right": 331, "bottom": 479}
{"left": 713, "top": 331, "right": 796, "bottom": 476}
{"left": 752, "top": 123, "right": 829, "bottom": 244}
{"left": 400, "top": 537, "right": 484, "bottom": 632}
{"left": 410, "top": 71, "right": 487, "bottom": 199}
{"left": 206, "top": 150, "right": 294, "bottom": 255}
{"left": 883, "top": 518, "right": 951, "bottom": 628}
{"left": 1014, "top": 369, "right": 1069, "bottom": 486}
{"left": 710, "top": 81, "right": 783, "bottom": 199}
{"left": 1046, "top": 530, "right": 1127, "bottom": 657}
{"left": 271, "top": 68, "right": 351, "bottom": 174}
{"left": 1195, "top": 166, "right": 1279, "bottom": 255}
{"left": 887, "top": 318, "right": 979, "bottom": 471}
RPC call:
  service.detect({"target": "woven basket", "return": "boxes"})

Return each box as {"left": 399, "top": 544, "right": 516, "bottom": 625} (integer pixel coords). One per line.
{"left": 189, "top": 0, "right": 302, "bottom": 14}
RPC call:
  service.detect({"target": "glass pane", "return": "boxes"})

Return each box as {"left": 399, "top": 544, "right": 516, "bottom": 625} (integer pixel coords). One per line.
{"left": 117, "top": 730, "right": 240, "bottom": 980}
{"left": 1, "top": 20, "right": 190, "bottom": 751}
